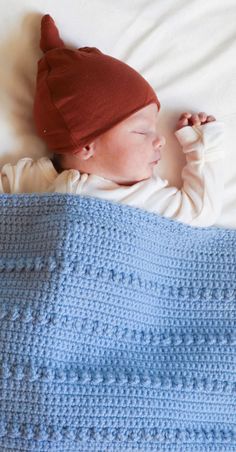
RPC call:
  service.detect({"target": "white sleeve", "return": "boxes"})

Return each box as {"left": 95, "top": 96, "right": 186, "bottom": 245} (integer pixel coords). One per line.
{"left": 158, "top": 121, "right": 225, "bottom": 227}
{"left": 0, "top": 157, "right": 52, "bottom": 193}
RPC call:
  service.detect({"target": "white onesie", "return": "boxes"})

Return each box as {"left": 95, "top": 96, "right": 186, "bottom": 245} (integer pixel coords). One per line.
{"left": 0, "top": 121, "right": 225, "bottom": 227}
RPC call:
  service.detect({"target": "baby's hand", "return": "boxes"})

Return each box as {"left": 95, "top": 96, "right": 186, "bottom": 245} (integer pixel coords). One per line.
{"left": 176, "top": 112, "right": 216, "bottom": 131}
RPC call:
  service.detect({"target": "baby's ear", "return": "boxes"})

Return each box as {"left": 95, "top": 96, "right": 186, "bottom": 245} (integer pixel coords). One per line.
{"left": 75, "top": 143, "right": 95, "bottom": 160}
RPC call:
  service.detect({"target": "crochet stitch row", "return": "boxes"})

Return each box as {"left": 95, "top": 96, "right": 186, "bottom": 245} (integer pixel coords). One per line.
{"left": 0, "top": 193, "right": 235, "bottom": 451}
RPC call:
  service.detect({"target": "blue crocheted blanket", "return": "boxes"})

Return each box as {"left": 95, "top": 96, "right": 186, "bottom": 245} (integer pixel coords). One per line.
{"left": 0, "top": 193, "right": 235, "bottom": 452}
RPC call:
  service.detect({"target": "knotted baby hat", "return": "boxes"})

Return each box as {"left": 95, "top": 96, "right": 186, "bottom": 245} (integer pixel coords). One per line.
{"left": 33, "top": 14, "right": 161, "bottom": 155}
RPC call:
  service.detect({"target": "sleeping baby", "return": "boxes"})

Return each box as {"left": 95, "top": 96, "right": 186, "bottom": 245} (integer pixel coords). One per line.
{"left": 0, "top": 14, "right": 225, "bottom": 227}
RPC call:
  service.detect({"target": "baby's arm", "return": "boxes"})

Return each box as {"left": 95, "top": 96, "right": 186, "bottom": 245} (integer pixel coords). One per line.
{"left": 156, "top": 112, "right": 225, "bottom": 227}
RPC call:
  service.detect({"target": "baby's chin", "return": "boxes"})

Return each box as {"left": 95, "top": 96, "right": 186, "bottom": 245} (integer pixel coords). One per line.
{"left": 136, "top": 167, "right": 156, "bottom": 183}
{"left": 137, "top": 162, "right": 158, "bottom": 181}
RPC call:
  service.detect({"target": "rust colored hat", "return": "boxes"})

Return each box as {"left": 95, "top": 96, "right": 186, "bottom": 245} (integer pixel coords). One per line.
{"left": 33, "top": 14, "right": 161, "bottom": 155}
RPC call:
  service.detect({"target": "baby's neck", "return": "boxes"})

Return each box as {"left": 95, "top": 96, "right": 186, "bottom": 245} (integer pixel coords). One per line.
{"left": 51, "top": 155, "right": 64, "bottom": 174}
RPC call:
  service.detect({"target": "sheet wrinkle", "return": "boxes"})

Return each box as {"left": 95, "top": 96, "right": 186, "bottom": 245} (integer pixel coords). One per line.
{"left": 156, "top": 46, "right": 231, "bottom": 91}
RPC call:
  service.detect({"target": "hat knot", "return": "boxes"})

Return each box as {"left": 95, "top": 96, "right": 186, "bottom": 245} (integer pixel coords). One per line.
{"left": 40, "top": 14, "right": 65, "bottom": 53}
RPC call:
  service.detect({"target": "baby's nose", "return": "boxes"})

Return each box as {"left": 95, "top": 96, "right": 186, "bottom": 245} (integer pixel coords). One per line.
{"left": 154, "top": 135, "right": 166, "bottom": 149}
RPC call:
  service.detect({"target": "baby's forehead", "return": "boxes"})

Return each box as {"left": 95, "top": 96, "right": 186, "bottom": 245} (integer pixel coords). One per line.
{"left": 126, "top": 110, "right": 158, "bottom": 125}
{"left": 129, "top": 114, "right": 149, "bottom": 122}
{"left": 128, "top": 106, "right": 158, "bottom": 121}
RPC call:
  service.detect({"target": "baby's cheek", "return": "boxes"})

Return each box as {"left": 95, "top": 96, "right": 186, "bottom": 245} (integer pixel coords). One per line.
{"left": 114, "top": 153, "right": 130, "bottom": 171}
{"left": 122, "top": 153, "right": 137, "bottom": 172}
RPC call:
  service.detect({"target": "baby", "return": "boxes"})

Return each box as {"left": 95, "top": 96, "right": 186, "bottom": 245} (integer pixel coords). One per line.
{"left": 0, "top": 14, "right": 225, "bottom": 227}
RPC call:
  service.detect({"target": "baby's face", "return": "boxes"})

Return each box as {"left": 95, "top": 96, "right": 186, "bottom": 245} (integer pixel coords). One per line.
{"left": 89, "top": 103, "right": 166, "bottom": 186}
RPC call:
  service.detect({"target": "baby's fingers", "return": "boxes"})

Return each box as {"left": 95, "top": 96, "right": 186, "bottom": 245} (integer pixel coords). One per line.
{"left": 199, "top": 112, "right": 208, "bottom": 122}
{"left": 198, "top": 112, "right": 216, "bottom": 124}
{"left": 178, "top": 117, "right": 188, "bottom": 126}
{"left": 198, "top": 113, "right": 216, "bottom": 123}
{"left": 206, "top": 115, "right": 216, "bottom": 122}
{"left": 191, "top": 113, "right": 216, "bottom": 125}
{"left": 176, "top": 112, "right": 192, "bottom": 129}
{"left": 179, "top": 112, "right": 192, "bottom": 120}
{"left": 191, "top": 114, "right": 202, "bottom": 125}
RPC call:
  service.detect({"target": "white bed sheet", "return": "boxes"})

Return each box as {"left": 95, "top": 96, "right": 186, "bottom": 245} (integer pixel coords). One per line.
{"left": 0, "top": 0, "right": 235, "bottom": 227}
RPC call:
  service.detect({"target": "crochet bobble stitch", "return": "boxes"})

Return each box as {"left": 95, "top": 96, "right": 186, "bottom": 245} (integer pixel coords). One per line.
{"left": 0, "top": 193, "right": 235, "bottom": 451}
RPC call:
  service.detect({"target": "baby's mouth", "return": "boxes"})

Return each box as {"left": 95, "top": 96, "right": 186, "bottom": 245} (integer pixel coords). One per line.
{"left": 150, "top": 152, "right": 161, "bottom": 164}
